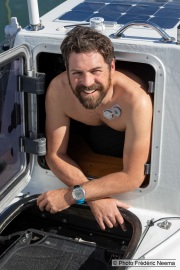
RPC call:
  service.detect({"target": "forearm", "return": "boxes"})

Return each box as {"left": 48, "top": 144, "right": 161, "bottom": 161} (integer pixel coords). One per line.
{"left": 81, "top": 170, "right": 143, "bottom": 202}
{"left": 46, "top": 152, "right": 88, "bottom": 186}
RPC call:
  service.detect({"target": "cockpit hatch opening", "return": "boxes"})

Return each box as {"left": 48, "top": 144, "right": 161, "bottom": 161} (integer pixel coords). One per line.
{"left": 37, "top": 52, "right": 155, "bottom": 189}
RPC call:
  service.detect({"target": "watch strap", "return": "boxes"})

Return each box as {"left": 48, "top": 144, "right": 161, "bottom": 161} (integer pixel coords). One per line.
{"left": 76, "top": 198, "right": 85, "bottom": 204}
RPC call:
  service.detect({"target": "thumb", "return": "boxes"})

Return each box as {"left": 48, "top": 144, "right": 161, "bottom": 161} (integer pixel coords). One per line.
{"left": 115, "top": 200, "right": 130, "bottom": 209}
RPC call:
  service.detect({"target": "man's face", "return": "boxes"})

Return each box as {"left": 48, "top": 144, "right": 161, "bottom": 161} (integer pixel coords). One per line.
{"left": 67, "top": 51, "right": 114, "bottom": 109}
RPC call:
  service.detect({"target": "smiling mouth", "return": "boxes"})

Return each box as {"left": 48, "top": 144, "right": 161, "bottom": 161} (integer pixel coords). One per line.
{"left": 83, "top": 89, "right": 97, "bottom": 94}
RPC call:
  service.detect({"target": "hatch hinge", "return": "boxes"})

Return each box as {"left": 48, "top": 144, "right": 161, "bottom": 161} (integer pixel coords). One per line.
{"left": 144, "top": 163, "right": 151, "bottom": 175}
{"left": 148, "top": 81, "right": 155, "bottom": 94}
{"left": 20, "top": 137, "right": 46, "bottom": 156}
{"left": 18, "top": 72, "right": 45, "bottom": 95}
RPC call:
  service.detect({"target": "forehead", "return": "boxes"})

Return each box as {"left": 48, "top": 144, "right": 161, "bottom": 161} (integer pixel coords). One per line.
{"left": 68, "top": 51, "right": 106, "bottom": 70}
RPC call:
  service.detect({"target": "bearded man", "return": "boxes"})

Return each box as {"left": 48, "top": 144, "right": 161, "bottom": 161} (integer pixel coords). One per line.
{"left": 37, "top": 26, "right": 152, "bottom": 231}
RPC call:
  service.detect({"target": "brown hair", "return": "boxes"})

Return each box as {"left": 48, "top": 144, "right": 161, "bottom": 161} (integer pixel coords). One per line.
{"left": 60, "top": 26, "right": 114, "bottom": 69}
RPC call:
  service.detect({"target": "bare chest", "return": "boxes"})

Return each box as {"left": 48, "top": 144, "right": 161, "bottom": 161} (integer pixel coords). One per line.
{"left": 66, "top": 105, "right": 125, "bottom": 131}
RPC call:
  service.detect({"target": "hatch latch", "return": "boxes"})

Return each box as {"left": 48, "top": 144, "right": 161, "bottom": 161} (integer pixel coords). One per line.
{"left": 20, "top": 137, "right": 46, "bottom": 156}
{"left": 18, "top": 73, "right": 45, "bottom": 95}
{"left": 144, "top": 163, "right": 151, "bottom": 175}
{"left": 148, "top": 81, "right": 154, "bottom": 94}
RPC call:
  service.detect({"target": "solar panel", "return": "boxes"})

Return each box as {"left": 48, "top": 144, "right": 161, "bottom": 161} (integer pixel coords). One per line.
{"left": 58, "top": 0, "right": 180, "bottom": 29}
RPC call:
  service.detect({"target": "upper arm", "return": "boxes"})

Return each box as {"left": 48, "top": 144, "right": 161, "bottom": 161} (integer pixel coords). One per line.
{"left": 123, "top": 87, "right": 152, "bottom": 186}
{"left": 45, "top": 77, "right": 70, "bottom": 157}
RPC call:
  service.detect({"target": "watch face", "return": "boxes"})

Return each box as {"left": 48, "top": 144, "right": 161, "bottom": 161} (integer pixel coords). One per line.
{"left": 72, "top": 187, "right": 85, "bottom": 200}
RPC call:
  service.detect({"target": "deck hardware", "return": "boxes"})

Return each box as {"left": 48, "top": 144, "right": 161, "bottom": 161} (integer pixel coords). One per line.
{"left": 177, "top": 24, "right": 180, "bottom": 45}
{"left": 18, "top": 73, "right": 45, "bottom": 95}
{"left": 144, "top": 163, "right": 151, "bottom": 175}
{"left": 27, "top": 20, "right": 44, "bottom": 31}
{"left": 27, "top": 0, "right": 43, "bottom": 31}
{"left": 20, "top": 137, "right": 46, "bottom": 156}
{"left": 157, "top": 220, "right": 172, "bottom": 230}
{"left": 63, "top": 21, "right": 117, "bottom": 30}
{"left": 110, "top": 21, "right": 175, "bottom": 43}
{"left": 16, "top": 192, "right": 30, "bottom": 199}
{"left": 90, "top": 17, "right": 105, "bottom": 32}
{"left": 3, "top": 17, "right": 21, "bottom": 50}
{"left": 148, "top": 81, "right": 155, "bottom": 94}
{"left": 64, "top": 23, "right": 90, "bottom": 29}
{"left": 20, "top": 232, "right": 32, "bottom": 245}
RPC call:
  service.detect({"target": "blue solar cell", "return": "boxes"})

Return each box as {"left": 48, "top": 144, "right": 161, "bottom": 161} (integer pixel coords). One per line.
{"left": 156, "top": 8, "right": 180, "bottom": 18}
{"left": 128, "top": 5, "right": 159, "bottom": 15}
{"left": 72, "top": 2, "right": 105, "bottom": 12}
{"left": 166, "top": 3, "right": 180, "bottom": 9}
{"left": 139, "top": 0, "right": 167, "bottom": 3}
{"left": 117, "top": 14, "right": 150, "bottom": 24}
{"left": 111, "top": 0, "right": 138, "bottom": 3}
{"left": 138, "top": 2, "right": 166, "bottom": 6}
{"left": 89, "top": 13, "right": 121, "bottom": 22}
{"left": 84, "top": 0, "right": 112, "bottom": 2}
{"left": 99, "top": 4, "right": 132, "bottom": 14}
{"left": 59, "top": 11, "right": 93, "bottom": 21}
{"left": 170, "top": 0, "right": 180, "bottom": 2}
{"left": 149, "top": 16, "right": 179, "bottom": 28}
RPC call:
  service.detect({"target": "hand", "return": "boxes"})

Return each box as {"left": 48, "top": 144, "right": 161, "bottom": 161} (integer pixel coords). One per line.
{"left": 37, "top": 188, "right": 73, "bottom": 214}
{"left": 87, "top": 198, "right": 129, "bottom": 231}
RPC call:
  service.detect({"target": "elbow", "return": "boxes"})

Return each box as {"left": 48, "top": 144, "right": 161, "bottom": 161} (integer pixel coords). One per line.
{"left": 45, "top": 150, "right": 65, "bottom": 169}
{"left": 132, "top": 174, "right": 146, "bottom": 190}
{"left": 125, "top": 170, "right": 146, "bottom": 191}
{"left": 45, "top": 152, "right": 54, "bottom": 168}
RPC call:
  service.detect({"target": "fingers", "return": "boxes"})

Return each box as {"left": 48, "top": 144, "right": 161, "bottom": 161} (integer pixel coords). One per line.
{"left": 103, "top": 217, "right": 115, "bottom": 229}
{"left": 98, "top": 219, "right": 106, "bottom": 230}
{"left": 37, "top": 190, "right": 70, "bottom": 214}
{"left": 50, "top": 208, "right": 56, "bottom": 214}
{"left": 98, "top": 216, "right": 117, "bottom": 230}
{"left": 45, "top": 204, "right": 51, "bottom": 212}
{"left": 91, "top": 199, "right": 129, "bottom": 231}
{"left": 99, "top": 213, "right": 127, "bottom": 231}
{"left": 37, "top": 194, "right": 47, "bottom": 211}
{"left": 120, "top": 222, "right": 127, "bottom": 231}
{"left": 113, "top": 208, "right": 127, "bottom": 231}
{"left": 37, "top": 193, "right": 55, "bottom": 213}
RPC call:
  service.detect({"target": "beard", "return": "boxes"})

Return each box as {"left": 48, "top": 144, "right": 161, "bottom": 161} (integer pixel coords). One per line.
{"left": 68, "top": 74, "right": 111, "bottom": 109}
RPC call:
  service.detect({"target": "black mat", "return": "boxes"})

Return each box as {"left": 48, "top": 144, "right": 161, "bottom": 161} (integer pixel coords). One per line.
{"left": 0, "top": 229, "right": 110, "bottom": 270}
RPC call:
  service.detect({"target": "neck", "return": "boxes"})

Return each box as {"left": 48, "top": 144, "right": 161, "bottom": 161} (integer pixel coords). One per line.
{"left": 98, "top": 85, "right": 114, "bottom": 109}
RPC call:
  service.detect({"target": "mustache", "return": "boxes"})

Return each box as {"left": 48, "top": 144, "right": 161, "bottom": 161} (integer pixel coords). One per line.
{"left": 76, "top": 83, "right": 103, "bottom": 93}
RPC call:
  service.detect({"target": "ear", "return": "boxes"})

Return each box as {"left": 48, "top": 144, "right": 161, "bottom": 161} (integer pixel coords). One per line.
{"left": 110, "top": 58, "right": 115, "bottom": 74}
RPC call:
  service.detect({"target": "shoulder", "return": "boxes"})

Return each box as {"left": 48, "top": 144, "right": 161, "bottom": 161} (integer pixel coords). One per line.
{"left": 115, "top": 69, "right": 151, "bottom": 104}
{"left": 47, "top": 71, "right": 68, "bottom": 94}
{"left": 115, "top": 69, "right": 148, "bottom": 93}
{"left": 46, "top": 71, "right": 72, "bottom": 104}
{"left": 114, "top": 69, "right": 152, "bottom": 121}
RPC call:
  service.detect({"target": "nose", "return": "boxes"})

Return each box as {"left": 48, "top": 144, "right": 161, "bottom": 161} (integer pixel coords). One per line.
{"left": 81, "top": 72, "right": 94, "bottom": 87}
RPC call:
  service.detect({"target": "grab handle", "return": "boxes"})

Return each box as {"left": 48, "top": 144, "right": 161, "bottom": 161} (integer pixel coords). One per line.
{"left": 110, "top": 21, "right": 175, "bottom": 43}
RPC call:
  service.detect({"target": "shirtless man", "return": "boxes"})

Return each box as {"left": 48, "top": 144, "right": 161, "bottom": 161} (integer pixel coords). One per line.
{"left": 37, "top": 26, "right": 152, "bottom": 231}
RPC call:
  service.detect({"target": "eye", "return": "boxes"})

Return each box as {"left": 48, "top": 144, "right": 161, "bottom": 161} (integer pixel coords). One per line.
{"left": 72, "top": 71, "right": 82, "bottom": 75}
{"left": 92, "top": 69, "right": 102, "bottom": 74}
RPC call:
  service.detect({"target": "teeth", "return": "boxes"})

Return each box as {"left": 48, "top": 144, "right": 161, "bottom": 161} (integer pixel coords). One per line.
{"left": 84, "top": 90, "right": 96, "bottom": 94}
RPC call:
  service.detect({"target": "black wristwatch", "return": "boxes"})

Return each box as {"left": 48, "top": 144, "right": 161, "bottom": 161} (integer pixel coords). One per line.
{"left": 72, "top": 185, "right": 86, "bottom": 204}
